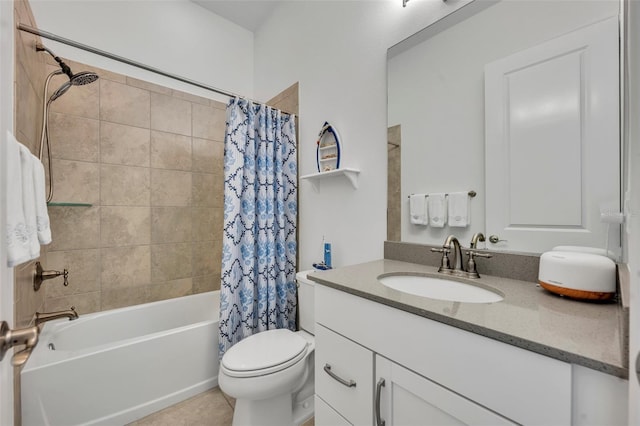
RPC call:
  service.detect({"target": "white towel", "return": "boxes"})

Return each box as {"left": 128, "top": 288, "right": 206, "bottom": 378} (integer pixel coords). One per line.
{"left": 6, "top": 132, "right": 32, "bottom": 267}
{"left": 19, "top": 144, "right": 40, "bottom": 260}
{"left": 32, "top": 154, "right": 51, "bottom": 244}
{"left": 448, "top": 192, "right": 470, "bottom": 227}
{"left": 409, "top": 194, "right": 428, "bottom": 225}
{"left": 428, "top": 193, "right": 447, "bottom": 228}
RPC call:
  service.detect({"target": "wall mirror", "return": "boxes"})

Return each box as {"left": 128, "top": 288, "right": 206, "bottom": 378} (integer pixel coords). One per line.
{"left": 387, "top": 0, "right": 622, "bottom": 255}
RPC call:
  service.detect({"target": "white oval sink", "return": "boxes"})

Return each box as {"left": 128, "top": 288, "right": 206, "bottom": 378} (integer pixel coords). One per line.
{"left": 378, "top": 274, "right": 503, "bottom": 303}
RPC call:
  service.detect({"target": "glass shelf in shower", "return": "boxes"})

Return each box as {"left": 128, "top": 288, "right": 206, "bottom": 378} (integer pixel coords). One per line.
{"left": 47, "top": 202, "right": 93, "bottom": 207}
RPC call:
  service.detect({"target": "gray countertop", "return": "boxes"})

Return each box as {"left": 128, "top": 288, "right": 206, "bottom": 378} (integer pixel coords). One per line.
{"left": 307, "top": 259, "right": 627, "bottom": 379}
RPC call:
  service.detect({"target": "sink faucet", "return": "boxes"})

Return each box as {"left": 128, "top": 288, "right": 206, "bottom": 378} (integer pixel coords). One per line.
{"left": 34, "top": 307, "right": 78, "bottom": 327}
{"left": 431, "top": 235, "right": 465, "bottom": 276}
{"left": 470, "top": 232, "right": 485, "bottom": 249}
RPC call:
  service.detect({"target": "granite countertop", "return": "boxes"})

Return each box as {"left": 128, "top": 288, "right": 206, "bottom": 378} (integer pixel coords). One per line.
{"left": 307, "top": 259, "right": 628, "bottom": 378}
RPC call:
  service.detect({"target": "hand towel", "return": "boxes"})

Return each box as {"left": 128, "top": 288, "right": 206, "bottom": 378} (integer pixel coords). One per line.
{"left": 409, "top": 194, "right": 428, "bottom": 225}
{"left": 32, "top": 153, "right": 51, "bottom": 244}
{"left": 6, "top": 132, "right": 31, "bottom": 267}
{"left": 428, "top": 193, "right": 447, "bottom": 228}
{"left": 19, "top": 144, "right": 40, "bottom": 260}
{"left": 448, "top": 192, "right": 470, "bottom": 227}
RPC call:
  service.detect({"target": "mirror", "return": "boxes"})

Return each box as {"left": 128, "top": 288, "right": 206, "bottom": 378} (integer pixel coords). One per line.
{"left": 387, "top": 0, "right": 621, "bottom": 254}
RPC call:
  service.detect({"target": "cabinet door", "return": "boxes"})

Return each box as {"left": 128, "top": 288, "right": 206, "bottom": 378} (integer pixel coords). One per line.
{"left": 375, "top": 356, "right": 516, "bottom": 426}
{"left": 315, "top": 395, "right": 352, "bottom": 426}
{"left": 315, "top": 324, "right": 373, "bottom": 425}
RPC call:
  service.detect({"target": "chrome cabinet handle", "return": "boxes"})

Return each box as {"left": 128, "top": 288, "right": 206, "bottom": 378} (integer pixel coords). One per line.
{"left": 375, "top": 378, "right": 386, "bottom": 426}
{"left": 323, "top": 363, "right": 356, "bottom": 388}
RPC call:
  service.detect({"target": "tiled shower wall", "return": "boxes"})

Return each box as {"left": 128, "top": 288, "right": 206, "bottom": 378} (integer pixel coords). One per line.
{"left": 42, "top": 58, "right": 226, "bottom": 314}
{"left": 14, "top": 0, "right": 47, "bottom": 328}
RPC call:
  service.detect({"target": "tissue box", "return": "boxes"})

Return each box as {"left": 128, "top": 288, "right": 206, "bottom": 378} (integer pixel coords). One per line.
{"left": 538, "top": 251, "right": 616, "bottom": 300}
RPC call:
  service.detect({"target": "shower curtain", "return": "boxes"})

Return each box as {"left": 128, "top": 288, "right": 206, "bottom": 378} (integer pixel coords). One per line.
{"left": 219, "top": 98, "right": 297, "bottom": 357}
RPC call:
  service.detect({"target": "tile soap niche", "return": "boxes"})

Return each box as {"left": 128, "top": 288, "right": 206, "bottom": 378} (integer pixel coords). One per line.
{"left": 302, "top": 121, "right": 360, "bottom": 190}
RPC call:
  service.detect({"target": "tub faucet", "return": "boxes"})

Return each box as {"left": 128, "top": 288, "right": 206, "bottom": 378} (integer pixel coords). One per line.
{"left": 34, "top": 307, "right": 78, "bottom": 327}
{"left": 431, "top": 235, "right": 465, "bottom": 276}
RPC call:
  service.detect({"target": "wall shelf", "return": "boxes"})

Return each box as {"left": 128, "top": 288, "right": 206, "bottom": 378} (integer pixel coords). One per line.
{"left": 301, "top": 167, "right": 360, "bottom": 191}
{"left": 47, "top": 202, "right": 92, "bottom": 207}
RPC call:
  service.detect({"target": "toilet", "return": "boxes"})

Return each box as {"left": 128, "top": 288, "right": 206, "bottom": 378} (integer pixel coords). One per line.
{"left": 219, "top": 271, "right": 316, "bottom": 426}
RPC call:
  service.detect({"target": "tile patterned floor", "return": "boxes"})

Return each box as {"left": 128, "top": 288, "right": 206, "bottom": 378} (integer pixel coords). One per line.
{"left": 127, "top": 388, "right": 314, "bottom": 426}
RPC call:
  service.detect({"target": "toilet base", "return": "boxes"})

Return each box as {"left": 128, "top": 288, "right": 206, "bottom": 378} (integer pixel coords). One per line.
{"left": 232, "top": 394, "right": 293, "bottom": 426}
{"left": 292, "top": 393, "right": 314, "bottom": 426}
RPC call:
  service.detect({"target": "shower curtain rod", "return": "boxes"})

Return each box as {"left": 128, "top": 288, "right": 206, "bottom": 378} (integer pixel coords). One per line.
{"left": 17, "top": 24, "right": 266, "bottom": 105}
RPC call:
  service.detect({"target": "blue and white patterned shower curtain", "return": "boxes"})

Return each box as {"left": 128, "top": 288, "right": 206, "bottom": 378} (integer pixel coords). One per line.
{"left": 219, "top": 98, "right": 297, "bottom": 357}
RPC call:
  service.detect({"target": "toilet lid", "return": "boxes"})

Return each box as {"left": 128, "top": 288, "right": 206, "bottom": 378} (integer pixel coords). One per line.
{"left": 222, "top": 329, "right": 308, "bottom": 378}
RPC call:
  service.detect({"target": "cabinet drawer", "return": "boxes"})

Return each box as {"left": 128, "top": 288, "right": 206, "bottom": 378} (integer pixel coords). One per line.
{"left": 315, "top": 324, "right": 373, "bottom": 426}
{"left": 315, "top": 395, "right": 352, "bottom": 426}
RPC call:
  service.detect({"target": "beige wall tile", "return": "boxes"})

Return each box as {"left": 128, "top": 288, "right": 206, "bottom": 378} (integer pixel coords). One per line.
{"left": 101, "top": 206, "right": 151, "bottom": 247}
{"left": 151, "top": 130, "right": 192, "bottom": 171}
{"left": 151, "top": 169, "right": 192, "bottom": 207}
{"left": 48, "top": 206, "right": 100, "bottom": 251}
{"left": 50, "top": 159, "right": 100, "bottom": 205}
{"left": 192, "top": 173, "right": 218, "bottom": 207}
{"left": 211, "top": 100, "right": 226, "bottom": 110}
{"left": 192, "top": 103, "right": 225, "bottom": 141}
{"left": 171, "top": 90, "right": 214, "bottom": 106}
{"left": 101, "top": 286, "right": 148, "bottom": 311}
{"left": 100, "top": 122, "right": 150, "bottom": 167}
{"left": 49, "top": 112, "right": 100, "bottom": 162}
{"left": 151, "top": 207, "right": 192, "bottom": 243}
{"left": 44, "top": 291, "right": 101, "bottom": 315}
{"left": 148, "top": 278, "right": 193, "bottom": 303}
{"left": 150, "top": 93, "right": 191, "bottom": 136}
{"left": 101, "top": 245, "right": 151, "bottom": 289}
{"left": 192, "top": 241, "right": 218, "bottom": 277}
{"left": 100, "top": 79, "right": 150, "bottom": 128}
{"left": 100, "top": 164, "right": 150, "bottom": 206}
{"left": 151, "top": 243, "right": 192, "bottom": 282}
{"left": 15, "top": 61, "right": 41, "bottom": 150}
{"left": 191, "top": 207, "right": 218, "bottom": 242}
{"left": 192, "top": 138, "right": 223, "bottom": 175}
{"left": 193, "top": 274, "right": 220, "bottom": 293}
{"left": 14, "top": 259, "right": 45, "bottom": 327}
{"left": 49, "top": 67, "right": 100, "bottom": 119}
{"left": 126, "top": 77, "right": 173, "bottom": 95}
{"left": 45, "top": 249, "right": 100, "bottom": 298}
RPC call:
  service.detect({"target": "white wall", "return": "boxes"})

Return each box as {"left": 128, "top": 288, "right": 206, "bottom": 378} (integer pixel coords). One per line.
{"left": 29, "top": 0, "right": 254, "bottom": 103}
{"left": 389, "top": 0, "right": 618, "bottom": 247}
{"left": 253, "top": 0, "right": 473, "bottom": 269}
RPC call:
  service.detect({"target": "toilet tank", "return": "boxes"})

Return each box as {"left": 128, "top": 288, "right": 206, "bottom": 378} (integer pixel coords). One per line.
{"left": 296, "top": 271, "right": 316, "bottom": 335}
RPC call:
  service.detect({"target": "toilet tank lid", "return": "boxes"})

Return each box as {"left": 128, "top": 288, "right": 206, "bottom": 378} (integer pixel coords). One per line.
{"left": 222, "top": 329, "right": 307, "bottom": 374}
{"left": 296, "top": 270, "right": 316, "bottom": 284}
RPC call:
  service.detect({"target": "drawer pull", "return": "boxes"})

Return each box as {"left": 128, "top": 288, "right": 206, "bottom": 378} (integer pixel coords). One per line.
{"left": 375, "top": 378, "right": 386, "bottom": 426}
{"left": 323, "top": 363, "right": 356, "bottom": 388}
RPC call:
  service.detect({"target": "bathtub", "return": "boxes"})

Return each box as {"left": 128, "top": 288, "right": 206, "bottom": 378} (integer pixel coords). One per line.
{"left": 21, "top": 291, "right": 220, "bottom": 426}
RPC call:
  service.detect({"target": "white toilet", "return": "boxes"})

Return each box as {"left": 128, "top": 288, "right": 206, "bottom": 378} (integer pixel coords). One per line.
{"left": 219, "top": 271, "right": 316, "bottom": 426}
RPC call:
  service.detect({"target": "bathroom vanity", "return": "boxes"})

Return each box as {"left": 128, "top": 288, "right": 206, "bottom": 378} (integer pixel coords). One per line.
{"left": 309, "top": 260, "right": 628, "bottom": 425}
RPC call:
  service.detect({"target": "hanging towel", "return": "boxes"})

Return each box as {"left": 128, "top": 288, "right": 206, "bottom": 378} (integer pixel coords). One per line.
{"left": 6, "top": 132, "right": 31, "bottom": 267}
{"left": 428, "top": 193, "right": 447, "bottom": 228}
{"left": 409, "top": 194, "right": 428, "bottom": 225}
{"left": 19, "top": 144, "right": 40, "bottom": 260}
{"left": 32, "top": 153, "right": 51, "bottom": 244}
{"left": 448, "top": 192, "right": 470, "bottom": 228}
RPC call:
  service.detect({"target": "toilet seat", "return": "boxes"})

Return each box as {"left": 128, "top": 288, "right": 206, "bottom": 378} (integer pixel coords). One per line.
{"left": 221, "top": 329, "right": 308, "bottom": 378}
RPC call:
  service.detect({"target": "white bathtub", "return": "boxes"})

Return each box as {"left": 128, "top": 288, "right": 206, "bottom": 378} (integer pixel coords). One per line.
{"left": 21, "top": 291, "right": 220, "bottom": 426}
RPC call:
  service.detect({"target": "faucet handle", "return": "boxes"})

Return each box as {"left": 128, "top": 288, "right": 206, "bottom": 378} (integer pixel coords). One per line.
{"left": 431, "top": 247, "right": 451, "bottom": 272}
{"left": 465, "top": 250, "right": 492, "bottom": 279}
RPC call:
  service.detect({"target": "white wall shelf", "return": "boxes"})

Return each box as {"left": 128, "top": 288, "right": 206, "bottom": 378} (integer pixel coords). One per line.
{"left": 301, "top": 167, "right": 360, "bottom": 190}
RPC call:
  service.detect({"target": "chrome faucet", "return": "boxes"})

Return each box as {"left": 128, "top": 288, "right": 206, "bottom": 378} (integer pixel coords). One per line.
{"left": 33, "top": 307, "right": 78, "bottom": 327}
{"left": 432, "top": 234, "right": 492, "bottom": 278}
{"left": 470, "top": 232, "right": 485, "bottom": 249}
{"left": 431, "top": 235, "right": 465, "bottom": 276}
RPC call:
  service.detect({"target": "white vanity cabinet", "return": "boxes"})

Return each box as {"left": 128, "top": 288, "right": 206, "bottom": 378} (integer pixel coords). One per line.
{"left": 375, "top": 356, "right": 516, "bottom": 426}
{"left": 314, "top": 284, "right": 573, "bottom": 425}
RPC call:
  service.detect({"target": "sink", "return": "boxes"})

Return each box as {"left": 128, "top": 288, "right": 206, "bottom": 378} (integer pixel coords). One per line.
{"left": 377, "top": 274, "right": 503, "bottom": 303}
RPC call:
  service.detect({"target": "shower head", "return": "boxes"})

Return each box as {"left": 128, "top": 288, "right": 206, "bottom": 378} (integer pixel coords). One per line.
{"left": 37, "top": 43, "right": 99, "bottom": 102}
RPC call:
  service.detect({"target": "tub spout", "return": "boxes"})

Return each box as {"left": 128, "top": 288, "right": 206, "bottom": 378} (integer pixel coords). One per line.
{"left": 34, "top": 306, "right": 78, "bottom": 327}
